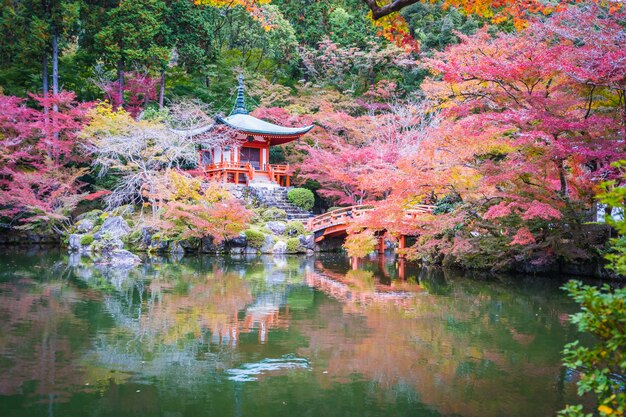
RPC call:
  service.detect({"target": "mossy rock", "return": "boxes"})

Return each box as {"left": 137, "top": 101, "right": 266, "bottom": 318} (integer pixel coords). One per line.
{"left": 261, "top": 207, "right": 288, "bottom": 222}
{"left": 286, "top": 237, "right": 303, "bottom": 253}
{"left": 285, "top": 221, "right": 305, "bottom": 236}
{"left": 245, "top": 230, "right": 266, "bottom": 249}
{"left": 75, "top": 209, "right": 103, "bottom": 223}
{"left": 80, "top": 234, "right": 95, "bottom": 246}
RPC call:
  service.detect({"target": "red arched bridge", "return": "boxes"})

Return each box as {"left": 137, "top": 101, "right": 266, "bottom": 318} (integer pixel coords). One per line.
{"left": 306, "top": 205, "right": 435, "bottom": 252}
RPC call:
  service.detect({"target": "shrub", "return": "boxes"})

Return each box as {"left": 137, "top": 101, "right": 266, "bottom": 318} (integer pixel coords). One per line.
{"left": 287, "top": 188, "right": 314, "bottom": 211}
{"left": 80, "top": 234, "right": 95, "bottom": 246}
{"left": 286, "top": 221, "right": 306, "bottom": 236}
{"left": 286, "top": 237, "right": 303, "bottom": 253}
{"left": 261, "top": 207, "right": 288, "bottom": 222}
{"left": 327, "top": 206, "right": 342, "bottom": 212}
{"left": 245, "top": 230, "right": 266, "bottom": 249}
{"left": 560, "top": 281, "right": 626, "bottom": 417}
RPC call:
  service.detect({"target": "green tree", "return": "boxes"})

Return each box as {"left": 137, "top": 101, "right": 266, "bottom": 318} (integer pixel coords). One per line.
{"left": 598, "top": 162, "right": 626, "bottom": 276}
{"left": 94, "top": 0, "right": 170, "bottom": 107}
{"left": 560, "top": 281, "right": 626, "bottom": 417}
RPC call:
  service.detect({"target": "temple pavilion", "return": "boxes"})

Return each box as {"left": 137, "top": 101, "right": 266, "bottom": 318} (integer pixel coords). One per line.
{"left": 196, "top": 76, "right": 313, "bottom": 186}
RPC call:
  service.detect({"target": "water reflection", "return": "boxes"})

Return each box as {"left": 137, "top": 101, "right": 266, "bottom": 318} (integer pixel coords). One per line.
{"left": 0, "top": 251, "right": 581, "bottom": 417}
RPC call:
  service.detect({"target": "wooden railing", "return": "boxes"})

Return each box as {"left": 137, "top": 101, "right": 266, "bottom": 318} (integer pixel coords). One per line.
{"left": 200, "top": 162, "right": 290, "bottom": 185}
{"left": 307, "top": 205, "right": 374, "bottom": 232}
{"left": 204, "top": 161, "right": 254, "bottom": 184}
{"left": 205, "top": 161, "right": 251, "bottom": 172}
{"left": 307, "top": 204, "right": 436, "bottom": 233}
{"left": 270, "top": 164, "right": 290, "bottom": 173}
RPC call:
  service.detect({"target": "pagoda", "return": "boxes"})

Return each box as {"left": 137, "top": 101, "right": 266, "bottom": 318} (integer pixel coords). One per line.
{"left": 197, "top": 75, "right": 313, "bottom": 186}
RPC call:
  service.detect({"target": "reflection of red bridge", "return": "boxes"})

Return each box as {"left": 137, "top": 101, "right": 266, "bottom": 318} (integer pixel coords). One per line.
{"left": 306, "top": 205, "right": 435, "bottom": 250}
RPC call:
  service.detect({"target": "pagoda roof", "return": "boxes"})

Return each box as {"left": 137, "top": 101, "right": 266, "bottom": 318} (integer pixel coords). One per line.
{"left": 169, "top": 75, "right": 314, "bottom": 145}
{"left": 216, "top": 113, "right": 314, "bottom": 139}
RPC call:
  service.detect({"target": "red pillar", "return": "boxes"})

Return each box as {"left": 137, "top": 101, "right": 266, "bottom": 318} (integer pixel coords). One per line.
{"left": 378, "top": 236, "right": 385, "bottom": 254}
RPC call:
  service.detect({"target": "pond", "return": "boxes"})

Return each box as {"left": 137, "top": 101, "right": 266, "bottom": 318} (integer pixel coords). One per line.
{"left": 0, "top": 249, "right": 583, "bottom": 417}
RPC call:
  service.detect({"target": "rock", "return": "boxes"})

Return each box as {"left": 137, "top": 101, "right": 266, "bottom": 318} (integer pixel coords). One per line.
{"left": 180, "top": 238, "right": 199, "bottom": 253}
{"left": 75, "top": 209, "right": 103, "bottom": 223}
{"left": 95, "top": 249, "right": 141, "bottom": 266}
{"left": 94, "top": 237, "right": 124, "bottom": 253}
{"left": 170, "top": 242, "right": 185, "bottom": 255}
{"left": 260, "top": 234, "right": 275, "bottom": 253}
{"left": 149, "top": 238, "right": 170, "bottom": 253}
{"left": 229, "top": 234, "right": 247, "bottom": 248}
{"left": 94, "top": 216, "right": 131, "bottom": 240}
{"left": 243, "top": 246, "right": 258, "bottom": 254}
{"left": 139, "top": 227, "right": 155, "bottom": 250}
{"left": 68, "top": 234, "right": 83, "bottom": 251}
{"left": 298, "top": 234, "right": 315, "bottom": 250}
{"left": 75, "top": 218, "right": 95, "bottom": 233}
{"left": 273, "top": 241, "right": 287, "bottom": 254}
{"left": 266, "top": 221, "right": 287, "bottom": 235}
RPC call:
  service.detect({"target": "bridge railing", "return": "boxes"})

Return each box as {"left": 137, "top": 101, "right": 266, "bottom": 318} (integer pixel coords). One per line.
{"left": 307, "top": 205, "right": 374, "bottom": 232}
{"left": 307, "top": 204, "right": 437, "bottom": 233}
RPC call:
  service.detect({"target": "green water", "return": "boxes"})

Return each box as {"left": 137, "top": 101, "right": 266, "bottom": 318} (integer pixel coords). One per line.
{"left": 0, "top": 249, "right": 583, "bottom": 417}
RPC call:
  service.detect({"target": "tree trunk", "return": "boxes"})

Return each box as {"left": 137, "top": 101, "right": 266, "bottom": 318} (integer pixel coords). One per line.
{"left": 558, "top": 159, "right": 569, "bottom": 199}
{"left": 52, "top": 31, "right": 59, "bottom": 143}
{"left": 42, "top": 53, "right": 48, "bottom": 112}
{"left": 52, "top": 31, "right": 59, "bottom": 95}
{"left": 117, "top": 59, "right": 124, "bottom": 108}
{"left": 159, "top": 70, "right": 165, "bottom": 110}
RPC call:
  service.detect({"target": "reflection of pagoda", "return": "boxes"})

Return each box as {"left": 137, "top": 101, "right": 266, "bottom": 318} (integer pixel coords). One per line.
{"left": 195, "top": 75, "right": 313, "bottom": 186}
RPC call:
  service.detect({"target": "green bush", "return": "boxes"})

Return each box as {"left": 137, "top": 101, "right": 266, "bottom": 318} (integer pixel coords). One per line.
{"left": 286, "top": 237, "right": 303, "bottom": 253}
{"left": 559, "top": 281, "right": 626, "bottom": 417}
{"left": 285, "top": 221, "right": 306, "bottom": 236}
{"left": 327, "top": 207, "right": 342, "bottom": 212}
{"left": 261, "top": 207, "right": 288, "bottom": 222}
{"left": 245, "top": 230, "right": 266, "bottom": 248}
{"left": 287, "top": 188, "right": 315, "bottom": 211}
{"left": 80, "top": 234, "right": 95, "bottom": 246}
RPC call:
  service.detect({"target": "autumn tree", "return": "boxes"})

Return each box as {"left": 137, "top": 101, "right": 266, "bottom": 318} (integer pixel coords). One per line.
{"left": 369, "top": 3, "right": 626, "bottom": 268}
{"left": 149, "top": 170, "right": 253, "bottom": 243}
{"left": 0, "top": 92, "right": 93, "bottom": 232}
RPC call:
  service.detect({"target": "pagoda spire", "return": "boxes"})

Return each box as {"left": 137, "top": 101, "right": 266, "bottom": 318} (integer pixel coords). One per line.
{"left": 231, "top": 74, "right": 248, "bottom": 115}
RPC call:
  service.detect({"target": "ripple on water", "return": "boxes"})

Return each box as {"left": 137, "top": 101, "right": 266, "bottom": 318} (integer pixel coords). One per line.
{"left": 225, "top": 354, "right": 310, "bottom": 382}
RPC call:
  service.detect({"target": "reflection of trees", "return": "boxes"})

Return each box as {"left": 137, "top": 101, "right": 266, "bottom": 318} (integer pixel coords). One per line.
{"left": 70, "top": 254, "right": 314, "bottom": 388}
{"left": 299, "top": 264, "right": 579, "bottom": 417}
{"left": 0, "top": 279, "right": 92, "bottom": 403}
{"left": 1, "top": 251, "right": 581, "bottom": 417}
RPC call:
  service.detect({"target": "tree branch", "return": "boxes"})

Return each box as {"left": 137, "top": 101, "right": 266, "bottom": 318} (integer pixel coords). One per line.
{"left": 363, "top": 0, "right": 420, "bottom": 20}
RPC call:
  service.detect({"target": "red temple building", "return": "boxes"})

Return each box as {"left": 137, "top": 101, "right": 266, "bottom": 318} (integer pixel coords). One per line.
{"left": 197, "top": 75, "right": 313, "bottom": 186}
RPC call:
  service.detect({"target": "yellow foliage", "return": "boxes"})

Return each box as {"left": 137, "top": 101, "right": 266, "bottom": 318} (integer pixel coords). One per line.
{"left": 344, "top": 230, "right": 377, "bottom": 258}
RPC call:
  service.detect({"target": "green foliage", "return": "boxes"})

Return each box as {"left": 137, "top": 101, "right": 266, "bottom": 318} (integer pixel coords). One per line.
{"left": 80, "top": 234, "right": 94, "bottom": 245}
{"left": 286, "top": 237, "right": 302, "bottom": 253}
{"left": 287, "top": 188, "right": 314, "bottom": 211}
{"left": 245, "top": 229, "right": 266, "bottom": 249}
{"left": 261, "top": 207, "right": 288, "bottom": 222}
{"left": 432, "top": 193, "right": 462, "bottom": 215}
{"left": 402, "top": 1, "right": 481, "bottom": 53}
{"left": 285, "top": 221, "right": 305, "bottom": 236}
{"left": 560, "top": 281, "right": 626, "bottom": 417}
{"left": 597, "top": 161, "right": 626, "bottom": 275}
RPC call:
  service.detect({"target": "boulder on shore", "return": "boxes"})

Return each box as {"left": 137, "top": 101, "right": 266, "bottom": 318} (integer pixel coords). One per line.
{"left": 94, "top": 216, "right": 131, "bottom": 240}
{"left": 273, "top": 241, "right": 287, "bottom": 254}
